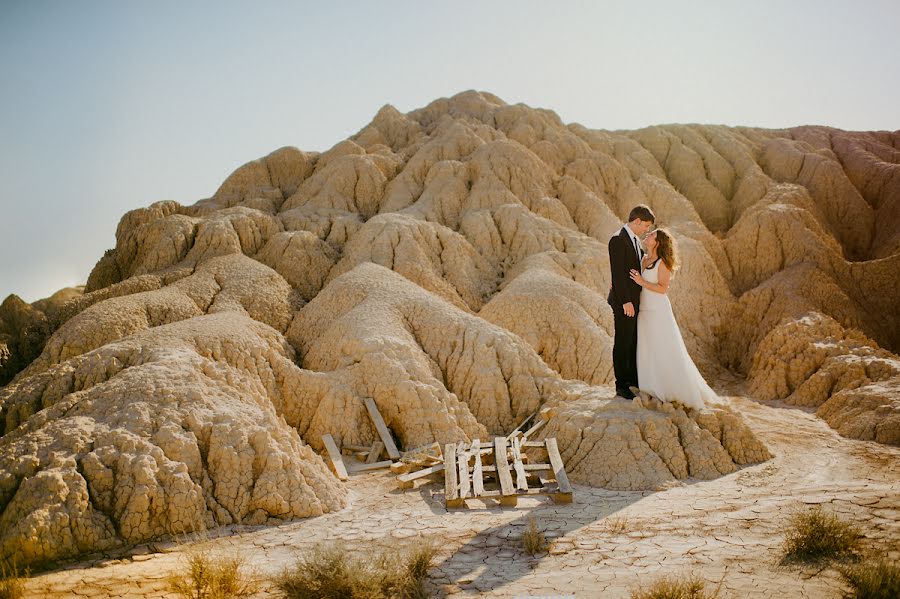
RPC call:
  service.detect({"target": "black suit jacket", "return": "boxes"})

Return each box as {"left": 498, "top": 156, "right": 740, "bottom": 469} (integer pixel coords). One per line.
{"left": 607, "top": 227, "right": 643, "bottom": 311}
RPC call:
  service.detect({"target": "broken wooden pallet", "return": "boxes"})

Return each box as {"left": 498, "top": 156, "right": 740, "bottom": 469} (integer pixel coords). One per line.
{"left": 444, "top": 436, "right": 572, "bottom": 508}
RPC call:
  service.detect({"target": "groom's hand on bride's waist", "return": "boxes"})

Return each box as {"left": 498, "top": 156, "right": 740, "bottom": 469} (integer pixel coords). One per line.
{"left": 623, "top": 302, "right": 635, "bottom": 317}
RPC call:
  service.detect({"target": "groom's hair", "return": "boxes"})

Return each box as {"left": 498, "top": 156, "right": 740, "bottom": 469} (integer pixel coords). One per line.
{"left": 628, "top": 204, "right": 656, "bottom": 223}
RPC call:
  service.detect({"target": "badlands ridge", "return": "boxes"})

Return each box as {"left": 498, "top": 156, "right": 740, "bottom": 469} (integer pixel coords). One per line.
{"left": 1, "top": 90, "right": 898, "bottom": 566}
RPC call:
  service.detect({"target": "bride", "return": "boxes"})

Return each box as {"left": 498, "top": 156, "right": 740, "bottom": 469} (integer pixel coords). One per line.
{"left": 628, "top": 229, "right": 716, "bottom": 410}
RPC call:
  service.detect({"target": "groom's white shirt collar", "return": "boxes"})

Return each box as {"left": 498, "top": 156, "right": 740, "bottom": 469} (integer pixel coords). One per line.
{"left": 622, "top": 224, "right": 642, "bottom": 254}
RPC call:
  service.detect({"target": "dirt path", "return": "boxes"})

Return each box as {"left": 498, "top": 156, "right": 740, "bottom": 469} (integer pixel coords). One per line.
{"left": 24, "top": 394, "right": 900, "bottom": 598}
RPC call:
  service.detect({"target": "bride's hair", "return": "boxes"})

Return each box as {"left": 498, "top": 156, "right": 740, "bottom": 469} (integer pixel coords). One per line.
{"left": 655, "top": 228, "right": 679, "bottom": 272}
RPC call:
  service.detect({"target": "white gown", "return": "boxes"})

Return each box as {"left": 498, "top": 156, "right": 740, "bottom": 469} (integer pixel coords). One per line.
{"left": 636, "top": 259, "right": 716, "bottom": 410}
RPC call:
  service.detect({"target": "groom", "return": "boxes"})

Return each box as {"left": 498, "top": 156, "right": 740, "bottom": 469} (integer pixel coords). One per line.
{"left": 607, "top": 205, "right": 656, "bottom": 399}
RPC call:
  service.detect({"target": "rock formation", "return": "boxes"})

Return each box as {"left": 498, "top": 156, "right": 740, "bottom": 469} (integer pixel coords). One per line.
{"left": 2, "top": 90, "right": 898, "bottom": 565}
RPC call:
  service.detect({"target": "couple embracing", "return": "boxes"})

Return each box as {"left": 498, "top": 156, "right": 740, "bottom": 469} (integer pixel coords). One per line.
{"left": 607, "top": 205, "right": 716, "bottom": 410}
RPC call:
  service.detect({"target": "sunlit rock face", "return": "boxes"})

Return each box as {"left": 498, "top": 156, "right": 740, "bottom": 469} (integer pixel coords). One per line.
{"left": 2, "top": 90, "right": 898, "bottom": 564}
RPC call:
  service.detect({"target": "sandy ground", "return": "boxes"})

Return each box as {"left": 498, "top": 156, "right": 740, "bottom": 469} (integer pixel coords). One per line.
{"left": 22, "top": 392, "right": 900, "bottom": 598}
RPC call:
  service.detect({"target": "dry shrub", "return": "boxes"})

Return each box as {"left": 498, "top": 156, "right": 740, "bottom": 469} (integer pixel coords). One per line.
{"left": 522, "top": 517, "right": 549, "bottom": 555}
{"left": 837, "top": 557, "right": 900, "bottom": 599}
{"left": 782, "top": 506, "right": 863, "bottom": 562}
{"left": 605, "top": 515, "right": 630, "bottom": 534}
{"left": 630, "top": 574, "right": 719, "bottom": 599}
{"left": 276, "top": 539, "right": 436, "bottom": 599}
{"left": 167, "top": 550, "right": 257, "bottom": 599}
{"left": 0, "top": 550, "right": 27, "bottom": 599}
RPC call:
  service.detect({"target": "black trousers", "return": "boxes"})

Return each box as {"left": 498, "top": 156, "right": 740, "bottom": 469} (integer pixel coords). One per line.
{"left": 612, "top": 308, "right": 638, "bottom": 393}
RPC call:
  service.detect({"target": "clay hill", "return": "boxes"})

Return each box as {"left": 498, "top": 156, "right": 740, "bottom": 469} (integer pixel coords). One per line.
{"left": 1, "top": 91, "right": 898, "bottom": 567}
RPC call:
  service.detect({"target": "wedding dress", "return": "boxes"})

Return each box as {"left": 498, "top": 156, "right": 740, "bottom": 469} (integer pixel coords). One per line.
{"left": 635, "top": 259, "right": 715, "bottom": 410}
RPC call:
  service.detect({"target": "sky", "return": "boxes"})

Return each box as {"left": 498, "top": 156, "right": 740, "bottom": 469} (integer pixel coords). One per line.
{"left": 1, "top": 1, "right": 898, "bottom": 303}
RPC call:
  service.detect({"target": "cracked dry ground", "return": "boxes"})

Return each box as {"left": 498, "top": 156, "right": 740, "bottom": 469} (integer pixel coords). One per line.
{"left": 24, "top": 390, "right": 899, "bottom": 599}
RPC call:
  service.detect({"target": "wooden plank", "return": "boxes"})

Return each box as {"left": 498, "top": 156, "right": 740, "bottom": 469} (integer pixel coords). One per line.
{"left": 365, "top": 441, "right": 384, "bottom": 464}
{"left": 522, "top": 441, "right": 546, "bottom": 448}
{"left": 444, "top": 443, "right": 463, "bottom": 508}
{"left": 545, "top": 437, "right": 572, "bottom": 494}
{"left": 364, "top": 398, "right": 400, "bottom": 460}
{"left": 506, "top": 412, "right": 535, "bottom": 440}
{"left": 468, "top": 487, "right": 564, "bottom": 499}
{"left": 397, "top": 463, "right": 444, "bottom": 489}
{"left": 398, "top": 462, "right": 445, "bottom": 483}
{"left": 343, "top": 444, "right": 373, "bottom": 452}
{"left": 321, "top": 434, "right": 348, "bottom": 481}
{"left": 521, "top": 419, "right": 545, "bottom": 441}
{"left": 511, "top": 436, "right": 529, "bottom": 491}
{"left": 402, "top": 442, "right": 441, "bottom": 457}
{"left": 471, "top": 439, "right": 484, "bottom": 497}
{"left": 479, "top": 463, "right": 551, "bottom": 474}
{"left": 493, "top": 436, "right": 515, "bottom": 498}
{"left": 391, "top": 461, "right": 412, "bottom": 475}
{"left": 457, "top": 444, "right": 471, "bottom": 500}
{"left": 346, "top": 460, "right": 392, "bottom": 473}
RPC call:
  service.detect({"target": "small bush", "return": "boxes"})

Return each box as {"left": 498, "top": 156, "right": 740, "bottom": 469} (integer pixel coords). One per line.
{"left": 276, "top": 539, "right": 436, "bottom": 599}
{"left": 630, "top": 574, "right": 719, "bottom": 599}
{"left": 838, "top": 557, "right": 900, "bottom": 599}
{"left": 167, "top": 550, "right": 257, "bottom": 599}
{"left": 522, "top": 517, "right": 549, "bottom": 556}
{"left": 0, "top": 554, "right": 27, "bottom": 599}
{"left": 605, "top": 516, "right": 630, "bottom": 534}
{"left": 782, "top": 507, "right": 863, "bottom": 562}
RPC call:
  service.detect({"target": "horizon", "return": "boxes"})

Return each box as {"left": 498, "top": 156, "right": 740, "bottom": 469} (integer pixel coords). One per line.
{"left": 2, "top": 1, "right": 899, "bottom": 303}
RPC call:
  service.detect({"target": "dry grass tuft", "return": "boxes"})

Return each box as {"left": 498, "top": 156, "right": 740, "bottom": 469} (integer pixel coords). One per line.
{"left": 837, "top": 557, "right": 900, "bottom": 599}
{"left": 605, "top": 515, "right": 631, "bottom": 534}
{"left": 522, "top": 517, "right": 549, "bottom": 555}
{"left": 276, "top": 539, "right": 436, "bottom": 599}
{"left": 167, "top": 550, "right": 258, "bottom": 599}
{"left": 630, "top": 574, "right": 719, "bottom": 599}
{"left": 0, "top": 552, "right": 27, "bottom": 599}
{"left": 782, "top": 506, "right": 863, "bottom": 562}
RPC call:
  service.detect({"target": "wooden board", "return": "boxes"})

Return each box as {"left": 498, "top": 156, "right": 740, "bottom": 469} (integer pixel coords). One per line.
{"left": 321, "top": 434, "right": 348, "bottom": 481}
{"left": 511, "top": 436, "right": 529, "bottom": 491}
{"left": 506, "top": 412, "right": 535, "bottom": 440}
{"left": 346, "top": 459, "right": 393, "bottom": 473}
{"left": 364, "top": 398, "right": 401, "bottom": 460}
{"left": 493, "top": 436, "right": 515, "bottom": 498}
{"left": 444, "top": 443, "right": 463, "bottom": 508}
{"left": 471, "top": 439, "right": 484, "bottom": 496}
{"left": 457, "top": 443, "right": 470, "bottom": 500}
{"left": 477, "top": 463, "right": 550, "bottom": 474}
{"left": 545, "top": 437, "right": 572, "bottom": 494}
{"left": 390, "top": 461, "right": 412, "bottom": 475}
{"left": 342, "top": 444, "right": 372, "bottom": 453}
{"left": 365, "top": 441, "right": 384, "bottom": 464}
{"left": 402, "top": 442, "right": 441, "bottom": 457}
{"left": 398, "top": 462, "right": 445, "bottom": 483}
{"left": 521, "top": 419, "right": 545, "bottom": 441}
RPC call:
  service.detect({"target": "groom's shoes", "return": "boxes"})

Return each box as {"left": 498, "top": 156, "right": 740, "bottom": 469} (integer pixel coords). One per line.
{"left": 616, "top": 388, "right": 636, "bottom": 399}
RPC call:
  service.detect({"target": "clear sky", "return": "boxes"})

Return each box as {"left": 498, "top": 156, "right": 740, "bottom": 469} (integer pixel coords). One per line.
{"left": 1, "top": 1, "right": 898, "bottom": 302}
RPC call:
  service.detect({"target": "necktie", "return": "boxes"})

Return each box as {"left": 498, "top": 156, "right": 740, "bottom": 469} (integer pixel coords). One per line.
{"left": 633, "top": 236, "right": 640, "bottom": 259}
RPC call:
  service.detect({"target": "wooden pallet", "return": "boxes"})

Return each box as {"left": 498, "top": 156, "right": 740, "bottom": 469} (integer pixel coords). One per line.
{"left": 444, "top": 436, "right": 572, "bottom": 508}
{"left": 321, "top": 399, "right": 400, "bottom": 479}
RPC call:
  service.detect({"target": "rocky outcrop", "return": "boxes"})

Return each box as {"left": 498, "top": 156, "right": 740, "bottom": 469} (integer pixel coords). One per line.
{"left": 3, "top": 90, "right": 898, "bottom": 564}
{"left": 0, "top": 288, "right": 83, "bottom": 386}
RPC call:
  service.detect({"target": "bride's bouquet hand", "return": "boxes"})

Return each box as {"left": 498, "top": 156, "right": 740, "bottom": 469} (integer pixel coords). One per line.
{"left": 629, "top": 269, "right": 645, "bottom": 286}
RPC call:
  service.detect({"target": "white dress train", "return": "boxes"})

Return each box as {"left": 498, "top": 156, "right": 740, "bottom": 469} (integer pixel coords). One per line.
{"left": 636, "top": 260, "right": 716, "bottom": 410}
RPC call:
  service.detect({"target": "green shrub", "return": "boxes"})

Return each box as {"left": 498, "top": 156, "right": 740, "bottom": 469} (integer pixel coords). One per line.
{"left": 630, "top": 574, "right": 719, "bottom": 599}
{"left": 167, "top": 550, "right": 257, "bottom": 599}
{"left": 276, "top": 539, "right": 436, "bottom": 599}
{"left": 782, "top": 507, "right": 863, "bottom": 562}
{"left": 837, "top": 557, "right": 900, "bottom": 599}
